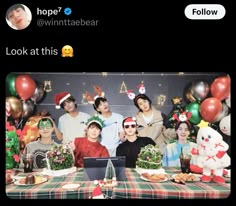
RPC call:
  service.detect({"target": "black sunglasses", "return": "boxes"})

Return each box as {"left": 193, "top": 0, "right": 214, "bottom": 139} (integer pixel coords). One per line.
{"left": 124, "top": 124, "right": 136, "bottom": 129}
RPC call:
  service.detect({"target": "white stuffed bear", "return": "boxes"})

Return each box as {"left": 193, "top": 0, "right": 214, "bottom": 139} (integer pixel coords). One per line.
{"left": 193, "top": 126, "right": 230, "bottom": 183}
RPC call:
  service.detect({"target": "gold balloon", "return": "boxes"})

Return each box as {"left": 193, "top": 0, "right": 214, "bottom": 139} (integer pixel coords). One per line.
{"left": 185, "top": 88, "right": 196, "bottom": 103}
{"left": 6, "top": 96, "right": 23, "bottom": 120}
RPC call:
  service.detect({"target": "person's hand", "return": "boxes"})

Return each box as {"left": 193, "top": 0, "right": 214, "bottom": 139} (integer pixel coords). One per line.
{"left": 119, "top": 132, "right": 126, "bottom": 142}
{"left": 67, "top": 141, "right": 75, "bottom": 151}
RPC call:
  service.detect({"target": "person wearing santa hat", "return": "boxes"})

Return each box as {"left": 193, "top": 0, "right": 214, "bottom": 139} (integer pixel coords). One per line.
{"left": 133, "top": 94, "right": 169, "bottom": 153}
{"left": 93, "top": 96, "right": 125, "bottom": 157}
{"left": 53, "top": 92, "right": 91, "bottom": 144}
{"left": 116, "top": 117, "right": 156, "bottom": 168}
{"left": 73, "top": 115, "right": 109, "bottom": 167}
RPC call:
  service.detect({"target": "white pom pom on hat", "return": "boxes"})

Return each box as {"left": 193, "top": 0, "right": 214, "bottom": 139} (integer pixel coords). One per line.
{"left": 123, "top": 117, "right": 137, "bottom": 126}
{"left": 54, "top": 92, "right": 71, "bottom": 109}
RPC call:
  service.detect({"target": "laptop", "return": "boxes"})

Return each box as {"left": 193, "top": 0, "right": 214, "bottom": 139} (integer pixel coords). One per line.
{"left": 83, "top": 156, "right": 127, "bottom": 181}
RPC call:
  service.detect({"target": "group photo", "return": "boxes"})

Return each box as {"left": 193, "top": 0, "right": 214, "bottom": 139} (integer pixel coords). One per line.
{"left": 5, "top": 72, "right": 231, "bottom": 199}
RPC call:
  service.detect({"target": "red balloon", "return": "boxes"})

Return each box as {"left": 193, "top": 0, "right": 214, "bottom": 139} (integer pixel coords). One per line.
{"left": 210, "top": 76, "right": 230, "bottom": 101}
{"left": 15, "top": 75, "right": 36, "bottom": 101}
{"left": 200, "top": 97, "right": 222, "bottom": 123}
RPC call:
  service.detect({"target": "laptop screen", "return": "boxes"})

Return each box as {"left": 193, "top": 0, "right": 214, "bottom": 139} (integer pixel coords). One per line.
{"left": 83, "top": 156, "right": 127, "bottom": 181}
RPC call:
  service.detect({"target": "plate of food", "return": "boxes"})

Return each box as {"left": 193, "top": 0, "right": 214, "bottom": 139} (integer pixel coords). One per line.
{"left": 62, "top": 184, "right": 81, "bottom": 190}
{"left": 171, "top": 173, "right": 200, "bottom": 182}
{"left": 6, "top": 172, "right": 15, "bottom": 185}
{"left": 6, "top": 178, "right": 15, "bottom": 185}
{"left": 14, "top": 175, "right": 48, "bottom": 186}
{"left": 140, "top": 173, "right": 168, "bottom": 183}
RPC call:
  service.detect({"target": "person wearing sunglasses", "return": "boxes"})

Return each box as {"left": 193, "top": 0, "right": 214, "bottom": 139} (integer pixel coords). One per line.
{"left": 22, "top": 117, "right": 59, "bottom": 169}
{"left": 116, "top": 117, "right": 156, "bottom": 168}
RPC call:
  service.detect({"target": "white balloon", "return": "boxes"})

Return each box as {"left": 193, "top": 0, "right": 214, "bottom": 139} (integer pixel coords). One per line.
{"left": 219, "top": 114, "right": 231, "bottom": 136}
{"left": 213, "top": 102, "right": 229, "bottom": 122}
{"left": 225, "top": 95, "right": 231, "bottom": 108}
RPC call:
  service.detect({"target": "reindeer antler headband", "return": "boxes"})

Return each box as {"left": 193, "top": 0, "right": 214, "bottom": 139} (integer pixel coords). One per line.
{"left": 84, "top": 85, "right": 105, "bottom": 104}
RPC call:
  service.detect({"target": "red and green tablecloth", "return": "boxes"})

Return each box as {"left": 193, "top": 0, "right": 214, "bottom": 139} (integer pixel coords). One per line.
{"left": 6, "top": 167, "right": 230, "bottom": 199}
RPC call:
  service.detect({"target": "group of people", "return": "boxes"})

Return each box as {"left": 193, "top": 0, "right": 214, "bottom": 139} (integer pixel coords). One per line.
{"left": 21, "top": 90, "right": 198, "bottom": 170}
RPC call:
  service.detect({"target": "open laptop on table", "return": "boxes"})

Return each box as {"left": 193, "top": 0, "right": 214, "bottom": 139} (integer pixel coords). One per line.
{"left": 83, "top": 156, "right": 127, "bottom": 181}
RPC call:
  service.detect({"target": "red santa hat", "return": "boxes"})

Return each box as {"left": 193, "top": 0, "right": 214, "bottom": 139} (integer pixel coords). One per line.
{"left": 137, "top": 83, "right": 144, "bottom": 89}
{"left": 92, "top": 185, "right": 104, "bottom": 199}
{"left": 123, "top": 117, "right": 137, "bottom": 126}
{"left": 54, "top": 92, "right": 71, "bottom": 109}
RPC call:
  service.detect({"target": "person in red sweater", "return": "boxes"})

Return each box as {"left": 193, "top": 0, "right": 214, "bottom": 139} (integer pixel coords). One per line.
{"left": 73, "top": 116, "right": 109, "bottom": 167}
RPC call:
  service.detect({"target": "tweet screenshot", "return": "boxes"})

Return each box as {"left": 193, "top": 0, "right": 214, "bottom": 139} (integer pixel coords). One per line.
{"left": 3, "top": 0, "right": 232, "bottom": 200}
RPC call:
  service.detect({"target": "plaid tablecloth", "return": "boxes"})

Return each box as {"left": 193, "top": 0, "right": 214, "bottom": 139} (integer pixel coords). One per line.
{"left": 6, "top": 168, "right": 112, "bottom": 199}
{"left": 6, "top": 167, "right": 230, "bottom": 199}
{"left": 112, "top": 167, "right": 231, "bottom": 199}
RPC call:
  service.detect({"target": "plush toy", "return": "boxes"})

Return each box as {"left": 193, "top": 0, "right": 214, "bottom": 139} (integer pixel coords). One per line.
{"left": 219, "top": 114, "right": 230, "bottom": 136}
{"left": 192, "top": 126, "right": 230, "bottom": 183}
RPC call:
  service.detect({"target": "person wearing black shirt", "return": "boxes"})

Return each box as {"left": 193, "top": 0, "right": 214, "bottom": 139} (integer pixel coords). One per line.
{"left": 116, "top": 117, "right": 156, "bottom": 168}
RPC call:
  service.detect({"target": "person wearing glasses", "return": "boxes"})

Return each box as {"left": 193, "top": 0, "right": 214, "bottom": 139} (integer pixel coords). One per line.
{"left": 22, "top": 117, "right": 58, "bottom": 169}
{"left": 116, "top": 117, "right": 156, "bottom": 168}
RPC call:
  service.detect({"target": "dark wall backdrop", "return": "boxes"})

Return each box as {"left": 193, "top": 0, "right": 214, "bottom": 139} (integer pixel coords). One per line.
{"left": 10, "top": 72, "right": 227, "bottom": 127}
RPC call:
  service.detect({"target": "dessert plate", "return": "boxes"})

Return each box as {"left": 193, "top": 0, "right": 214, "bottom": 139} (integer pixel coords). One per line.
{"left": 140, "top": 175, "right": 168, "bottom": 183}
{"left": 171, "top": 174, "right": 200, "bottom": 182}
{"left": 62, "top": 184, "right": 81, "bottom": 190}
{"left": 6, "top": 179, "right": 15, "bottom": 185}
{"left": 14, "top": 177, "right": 47, "bottom": 186}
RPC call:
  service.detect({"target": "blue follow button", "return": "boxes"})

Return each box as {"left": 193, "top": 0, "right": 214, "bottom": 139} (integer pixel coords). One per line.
{"left": 185, "top": 4, "right": 225, "bottom": 20}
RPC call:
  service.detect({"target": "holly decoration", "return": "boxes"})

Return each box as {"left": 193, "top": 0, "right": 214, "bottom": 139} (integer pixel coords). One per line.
{"left": 6, "top": 122, "right": 20, "bottom": 169}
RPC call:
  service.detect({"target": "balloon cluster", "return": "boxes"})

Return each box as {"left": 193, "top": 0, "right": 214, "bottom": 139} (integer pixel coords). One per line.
{"left": 166, "top": 75, "right": 231, "bottom": 143}
{"left": 6, "top": 74, "right": 46, "bottom": 121}
{"left": 200, "top": 76, "right": 230, "bottom": 123}
{"left": 182, "top": 76, "right": 230, "bottom": 125}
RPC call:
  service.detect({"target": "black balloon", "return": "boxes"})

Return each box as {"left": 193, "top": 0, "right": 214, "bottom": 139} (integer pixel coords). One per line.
{"left": 22, "top": 99, "right": 35, "bottom": 119}
{"left": 191, "top": 81, "right": 210, "bottom": 102}
{"left": 31, "top": 81, "right": 45, "bottom": 103}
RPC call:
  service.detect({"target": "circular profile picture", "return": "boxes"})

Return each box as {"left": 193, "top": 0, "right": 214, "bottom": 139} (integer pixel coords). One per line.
{"left": 6, "top": 4, "right": 32, "bottom": 30}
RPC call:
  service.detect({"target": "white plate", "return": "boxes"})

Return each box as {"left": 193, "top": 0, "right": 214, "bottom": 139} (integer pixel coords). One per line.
{"left": 14, "top": 177, "right": 48, "bottom": 186}
{"left": 140, "top": 175, "right": 168, "bottom": 183}
{"left": 13, "top": 172, "right": 44, "bottom": 180}
{"left": 12, "top": 173, "right": 28, "bottom": 180}
{"left": 135, "top": 167, "right": 166, "bottom": 175}
{"left": 172, "top": 174, "right": 200, "bottom": 182}
{"left": 62, "top": 184, "right": 81, "bottom": 190}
